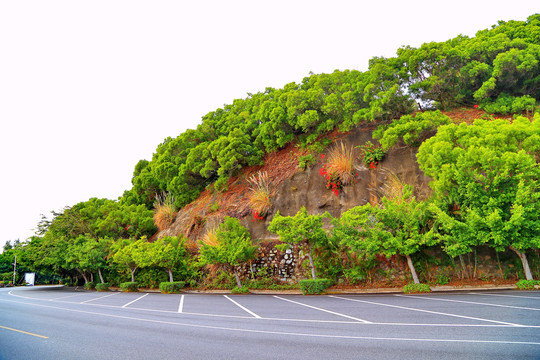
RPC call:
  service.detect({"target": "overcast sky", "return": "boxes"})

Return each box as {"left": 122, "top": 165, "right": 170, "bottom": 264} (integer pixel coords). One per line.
{"left": 0, "top": 1, "right": 538, "bottom": 251}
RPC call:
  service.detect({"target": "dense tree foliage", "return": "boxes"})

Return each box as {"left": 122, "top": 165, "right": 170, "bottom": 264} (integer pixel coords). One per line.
{"left": 123, "top": 14, "right": 539, "bottom": 209}
{"left": 198, "top": 217, "right": 257, "bottom": 288}
{"left": 268, "top": 207, "right": 328, "bottom": 280}
{"left": 418, "top": 115, "right": 540, "bottom": 279}
{"left": 335, "top": 189, "right": 436, "bottom": 284}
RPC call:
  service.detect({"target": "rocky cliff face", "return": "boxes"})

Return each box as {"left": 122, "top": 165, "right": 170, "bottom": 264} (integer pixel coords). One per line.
{"left": 161, "top": 123, "right": 431, "bottom": 244}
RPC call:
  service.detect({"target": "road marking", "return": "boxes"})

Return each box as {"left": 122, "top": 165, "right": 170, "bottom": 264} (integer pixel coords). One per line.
{"left": 3, "top": 295, "right": 539, "bottom": 328}
{"left": 274, "top": 296, "right": 372, "bottom": 323}
{"left": 397, "top": 294, "right": 540, "bottom": 311}
{"left": 48, "top": 293, "right": 87, "bottom": 301}
{"left": 469, "top": 292, "right": 540, "bottom": 300}
{"left": 224, "top": 295, "right": 261, "bottom": 318}
{"left": 331, "top": 295, "right": 522, "bottom": 326}
{"left": 121, "top": 293, "right": 149, "bottom": 308}
{"left": 2, "top": 300, "right": 539, "bottom": 346}
{"left": 178, "top": 295, "right": 184, "bottom": 313}
{"left": 80, "top": 292, "right": 120, "bottom": 303}
{"left": 0, "top": 324, "right": 48, "bottom": 339}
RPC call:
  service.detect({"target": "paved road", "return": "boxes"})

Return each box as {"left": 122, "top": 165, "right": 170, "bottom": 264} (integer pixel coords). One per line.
{"left": 0, "top": 286, "right": 539, "bottom": 359}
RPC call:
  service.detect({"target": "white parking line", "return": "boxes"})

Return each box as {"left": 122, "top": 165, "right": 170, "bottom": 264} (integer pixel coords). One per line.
{"left": 274, "top": 296, "right": 372, "bottom": 323}
{"left": 178, "top": 295, "right": 184, "bottom": 313}
{"left": 5, "top": 298, "right": 540, "bottom": 345}
{"left": 224, "top": 295, "right": 261, "bottom": 318}
{"left": 331, "top": 295, "right": 522, "bottom": 326}
{"left": 80, "top": 292, "right": 120, "bottom": 304}
{"left": 397, "top": 294, "right": 540, "bottom": 311}
{"left": 48, "top": 293, "right": 87, "bottom": 301}
{"left": 121, "top": 293, "right": 149, "bottom": 308}
{"left": 469, "top": 292, "right": 540, "bottom": 300}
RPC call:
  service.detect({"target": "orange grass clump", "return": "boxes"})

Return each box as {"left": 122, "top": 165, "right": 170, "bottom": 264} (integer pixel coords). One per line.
{"left": 153, "top": 192, "right": 177, "bottom": 231}
{"left": 325, "top": 142, "right": 355, "bottom": 185}
{"left": 247, "top": 171, "right": 273, "bottom": 216}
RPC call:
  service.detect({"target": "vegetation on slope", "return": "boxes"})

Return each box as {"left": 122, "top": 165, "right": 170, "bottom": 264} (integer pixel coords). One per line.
{"left": 2, "top": 14, "right": 539, "bottom": 289}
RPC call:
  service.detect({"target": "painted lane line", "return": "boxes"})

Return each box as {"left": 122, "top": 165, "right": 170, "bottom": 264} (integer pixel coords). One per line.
{"left": 80, "top": 292, "right": 120, "bottom": 304}
{"left": 48, "top": 293, "right": 88, "bottom": 301}
{"left": 4, "top": 299, "right": 540, "bottom": 346}
{"left": 331, "top": 295, "right": 521, "bottom": 327}
{"left": 274, "top": 296, "right": 372, "bottom": 323}
{"left": 0, "top": 324, "right": 48, "bottom": 339}
{"left": 178, "top": 295, "right": 184, "bottom": 313}
{"left": 121, "top": 293, "right": 149, "bottom": 308}
{"left": 224, "top": 295, "right": 261, "bottom": 318}
{"left": 397, "top": 294, "right": 540, "bottom": 312}
{"left": 468, "top": 292, "right": 540, "bottom": 300}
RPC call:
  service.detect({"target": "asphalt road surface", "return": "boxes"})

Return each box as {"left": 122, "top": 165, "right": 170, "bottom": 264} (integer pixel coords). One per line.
{"left": 1, "top": 286, "right": 539, "bottom": 359}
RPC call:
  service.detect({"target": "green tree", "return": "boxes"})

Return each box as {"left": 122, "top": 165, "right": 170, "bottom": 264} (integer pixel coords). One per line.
{"left": 198, "top": 217, "right": 257, "bottom": 288}
{"left": 268, "top": 207, "right": 327, "bottom": 280}
{"left": 335, "top": 190, "right": 436, "bottom": 284}
{"left": 111, "top": 238, "right": 150, "bottom": 282}
{"left": 148, "top": 236, "right": 189, "bottom": 282}
{"left": 418, "top": 115, "right": 540, "bottom": 279}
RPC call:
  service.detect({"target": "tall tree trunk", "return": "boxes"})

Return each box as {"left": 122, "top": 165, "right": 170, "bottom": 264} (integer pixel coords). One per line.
{"left": 168, "top": 269, "right": 174, "bottom": 283}
{"left": 509, "top": 246, "right": 533, "bottom": 280}
{"left": 233, "top": 268, "right": 242, "bottom": 288}
{"left": 76, "top": 268, "right": 88, "bottom": 284}
{"left": 98, "top": 268, "right": 105, "bottom": 284}
{"left": 130, "top": 267, "right": 138, "bottom": 282}
{"left": 405, "top": 254, "right": 420, "bottom": 284}
{"left": 459, "top": 254, "right": 467, "bottom": 279}
{"left": 306, "top": 242, "right": 317, "bottom": 280}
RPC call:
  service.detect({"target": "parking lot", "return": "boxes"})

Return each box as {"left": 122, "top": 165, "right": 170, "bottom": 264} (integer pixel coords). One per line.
{"left": 1, "top": 286, "right": 540, "bottom": 359}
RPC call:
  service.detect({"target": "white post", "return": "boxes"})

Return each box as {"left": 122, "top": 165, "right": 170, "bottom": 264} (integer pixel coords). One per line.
{"left": 13, "top": 255, "right": 17, "bottom": 285}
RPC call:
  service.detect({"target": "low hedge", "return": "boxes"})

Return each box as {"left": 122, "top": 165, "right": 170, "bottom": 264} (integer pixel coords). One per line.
{"left": 231, "top": 286, "right": 250, "bottom": 295}
{"left": 299, "top": 278, "right": 332, "bottom": 295}
{"left": 95, "top": 283, "right": 110, "bottom": 292}
{"left": 83, "top": 282, "right": 95, "bottom": 290}
{"left": 403, "top": 283, "right": 431, "bottom": 294}
{"left": 516, "top": 279, "right": 540, "bottom": 290}
{"left": 120, "top": 282, "right": 139, "bottom": 292}
{"left": 159, "top": 281, "right": 185, "bottom": 294}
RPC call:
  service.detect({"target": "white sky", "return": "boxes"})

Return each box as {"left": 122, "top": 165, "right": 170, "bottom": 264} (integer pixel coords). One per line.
{"left": 0, "top": 1, "right": 538, "bottom": 251}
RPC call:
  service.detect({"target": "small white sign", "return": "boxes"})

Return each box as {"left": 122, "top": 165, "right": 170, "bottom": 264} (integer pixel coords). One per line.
{"left": 24, "top": 273, "right": 35, "bottom": 286}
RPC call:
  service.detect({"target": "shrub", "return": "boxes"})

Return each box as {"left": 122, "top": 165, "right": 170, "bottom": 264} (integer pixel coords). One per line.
{"left": 83, "top": 282, "right": 95, "bottom": 290}
{"left": 120, "top": 282, "right": 139, "bottom": 292}
{"left": 403, "top": 283, "right": 431, "bottom": 293}
{"left": 356, "top": 141, "right": 385, "bottom": 169}
{"left": 299, "top": 278, "right": 332, "bottom": 295}
{"left": 231, "top": 286, "right": 250, "bottom": 295}
{"left": 481, "top": 94, "right": 536, "bottom": 115}
{"left": 298, "top": 154, "right": 316, "bottom": 170}
{"left": 515, "top": 279, "right": 540, "bottom": 290}
{"left": 95, "top": 283, "right": 110, "bottom": 291}
{"left": 159, "top": 281, "right": 185, "bottom": 294}
{"left": 373, "top": 110, "right": 451, "bottom": 150}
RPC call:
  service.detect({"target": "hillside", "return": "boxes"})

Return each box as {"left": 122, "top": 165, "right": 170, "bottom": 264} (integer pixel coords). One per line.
{"left": 8, "top": 14, "right": 539, "bottom": 290}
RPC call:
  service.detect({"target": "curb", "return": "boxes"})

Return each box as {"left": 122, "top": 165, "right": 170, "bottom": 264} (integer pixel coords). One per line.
{"left": 69, "top": 284, "right": 519, "bottom": 295}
